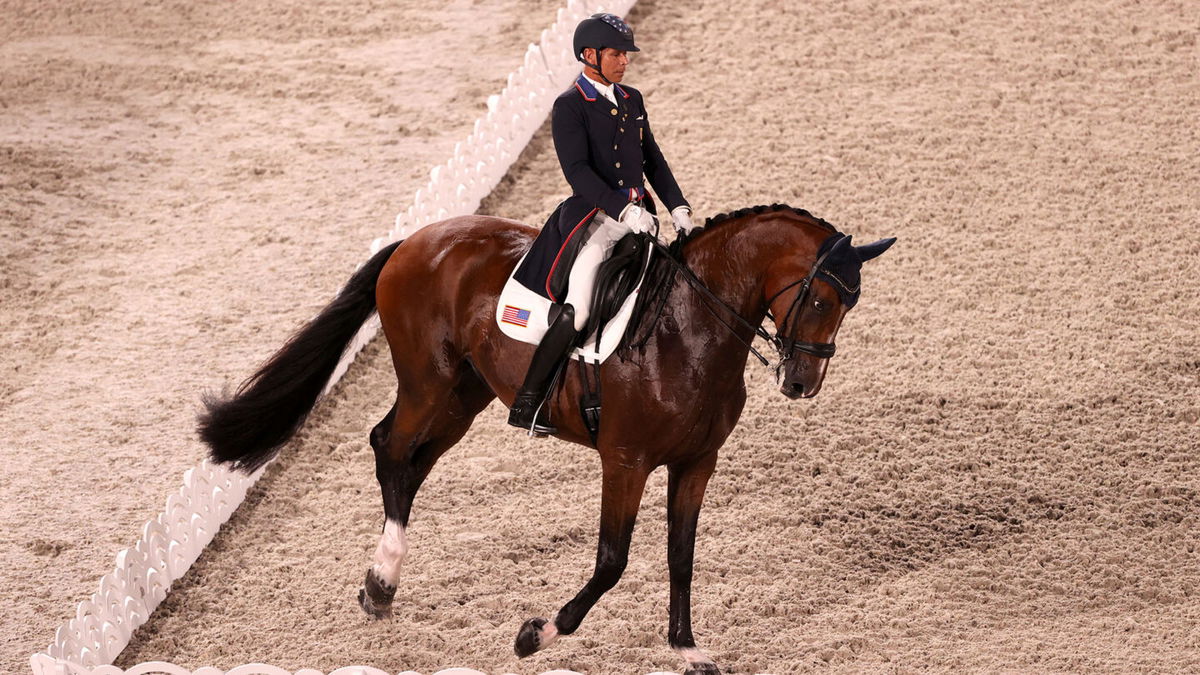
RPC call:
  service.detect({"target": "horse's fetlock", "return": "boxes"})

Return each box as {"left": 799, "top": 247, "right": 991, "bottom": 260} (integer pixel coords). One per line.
{"left": 677, "top": 646, "right": 719, "bottom": 675}
{"left": 670, "top": 636, "right": 697, "bottom": 650}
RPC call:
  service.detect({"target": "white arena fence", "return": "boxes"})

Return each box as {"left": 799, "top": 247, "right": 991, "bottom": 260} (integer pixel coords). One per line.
{"left": 28, "top": 1, "right": 645, "bottom": 674}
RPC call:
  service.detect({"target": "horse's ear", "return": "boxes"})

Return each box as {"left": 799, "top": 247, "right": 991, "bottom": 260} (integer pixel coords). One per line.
{"left": 854, "top": 237, "right": 896, "bottom": 263}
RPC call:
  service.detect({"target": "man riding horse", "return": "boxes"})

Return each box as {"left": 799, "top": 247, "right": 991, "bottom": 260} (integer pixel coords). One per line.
{"left": 508, "top": 13, "right": 697, "bottom": 435}
{"left": 198, "top": 12, "right": 897, "bottom": 675}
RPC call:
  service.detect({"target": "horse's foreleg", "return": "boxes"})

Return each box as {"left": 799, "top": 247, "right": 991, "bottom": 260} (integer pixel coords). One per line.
{"left": 668, "top": 451, "right": 721, "bottom": 675}
{"left": 514, "top": 460, "right": 651, "bottom": 657}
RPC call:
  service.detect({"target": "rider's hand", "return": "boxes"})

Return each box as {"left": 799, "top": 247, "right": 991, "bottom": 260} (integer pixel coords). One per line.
{"left": 619, "top": 203, "right": 655, "bottom": 235}
{"left": 672, "top": 205, "right": 699, "bottom": 234}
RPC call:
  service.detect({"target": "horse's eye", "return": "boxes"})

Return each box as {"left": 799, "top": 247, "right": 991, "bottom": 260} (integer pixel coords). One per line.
{"left": 813, "top": 298, "right": 827, "bottom": 313}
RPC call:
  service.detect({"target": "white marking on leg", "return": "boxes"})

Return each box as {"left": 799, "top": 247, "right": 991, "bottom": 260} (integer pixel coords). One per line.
{"left": 538, "top": 621, "right": 559, "bottom": 650}
{"left": 676, "top": 646, "right": 715, "bottom": 669}
{"left": 372, "top": 519, "right": 408, "bottom": 586}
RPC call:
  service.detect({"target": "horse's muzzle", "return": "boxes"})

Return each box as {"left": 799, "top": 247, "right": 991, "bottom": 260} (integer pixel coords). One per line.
{"left": 780, "top": 380, "right": 822, "bottom": 399}
{"left": 779, "top": 358, "right": 826, "bottom": 399}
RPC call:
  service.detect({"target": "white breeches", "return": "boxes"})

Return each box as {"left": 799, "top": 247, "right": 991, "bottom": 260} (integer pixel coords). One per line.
{"left": 563, "top": 213, "right": 630, "bottom": 330}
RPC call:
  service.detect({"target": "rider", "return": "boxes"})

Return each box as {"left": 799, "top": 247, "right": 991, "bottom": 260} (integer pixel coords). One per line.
{"left": 508, "top": 12, "right": 699, "bottom": 435}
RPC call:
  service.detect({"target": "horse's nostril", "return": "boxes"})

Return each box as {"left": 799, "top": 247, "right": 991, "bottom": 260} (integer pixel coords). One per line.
{"left": 789, "top": 382, "right": 805, "bottom": 395}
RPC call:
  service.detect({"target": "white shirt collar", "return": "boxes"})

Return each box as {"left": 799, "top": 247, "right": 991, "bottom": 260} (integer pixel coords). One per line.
{"left": 582, "top": 73, "right": 617, "bottom": 105}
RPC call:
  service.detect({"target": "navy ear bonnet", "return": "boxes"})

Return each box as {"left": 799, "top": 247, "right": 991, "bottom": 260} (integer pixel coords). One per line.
{"left": 813, "top": 234, "right": 896, "bottom": 309}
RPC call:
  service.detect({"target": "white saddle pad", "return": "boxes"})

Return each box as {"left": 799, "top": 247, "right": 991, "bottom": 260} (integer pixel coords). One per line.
{"left": 496, "top": 248, "right": 651, "bottom": 363}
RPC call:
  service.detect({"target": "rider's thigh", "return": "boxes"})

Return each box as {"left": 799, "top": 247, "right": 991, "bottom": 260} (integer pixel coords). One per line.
{"left": 565, "top": 241, "right": 608, "bottom": 330}
{"left": 594, "top": 213, "right": 630, "bottom": 248}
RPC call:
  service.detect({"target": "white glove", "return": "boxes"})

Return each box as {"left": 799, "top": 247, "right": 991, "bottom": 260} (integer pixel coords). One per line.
{"left": 618, "top": 203, "right": 655, "bottom": 234}
{"left": 672, "top": 205, "right": 699, "bottom": 234}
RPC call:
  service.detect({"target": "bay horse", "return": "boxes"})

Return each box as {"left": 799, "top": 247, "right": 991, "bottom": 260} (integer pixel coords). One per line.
{"left": 199, "top": 203, "right": 894, "bottom": 675}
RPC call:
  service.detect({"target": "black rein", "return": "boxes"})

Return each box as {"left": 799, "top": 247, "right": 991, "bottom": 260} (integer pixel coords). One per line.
{"left": 645, "top": 234, "right": 840, "bottom": 368}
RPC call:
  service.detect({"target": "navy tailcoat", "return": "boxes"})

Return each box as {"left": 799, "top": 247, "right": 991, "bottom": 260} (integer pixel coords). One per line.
{"left": 514, "top": 74, "right": 689, "bottom": 301}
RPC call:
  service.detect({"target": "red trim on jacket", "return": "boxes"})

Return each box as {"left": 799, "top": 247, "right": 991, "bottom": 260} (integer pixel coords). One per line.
{"left": 545, "top": 207, "right": 600, "bottom": 302}
{"left": 573, "top": 82, "right": 596, "bottom": 102}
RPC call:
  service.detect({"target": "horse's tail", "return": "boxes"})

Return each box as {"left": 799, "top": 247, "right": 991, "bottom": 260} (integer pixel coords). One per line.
{"left": 198, "top": 240, "right": 404, "bottom": 473}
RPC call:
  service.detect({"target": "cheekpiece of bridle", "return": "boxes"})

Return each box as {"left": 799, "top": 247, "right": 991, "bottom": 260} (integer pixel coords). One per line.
{"left": 762, "top": 237, "right": 843, "bottom": 363}
{"left": 647, "top": 232, "right": 851, "bottom": 371}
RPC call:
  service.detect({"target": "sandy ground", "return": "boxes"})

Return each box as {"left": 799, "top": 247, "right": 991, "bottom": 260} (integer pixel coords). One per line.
{"left": 4, "top": 0, "right": 1200, "bottom": 674}
{"left": 0, "top": 1, "right": 561, "bottom": 672}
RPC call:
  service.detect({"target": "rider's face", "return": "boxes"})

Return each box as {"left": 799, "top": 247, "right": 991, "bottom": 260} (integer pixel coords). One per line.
{"left": 589, "top": 47, "right": 629, "bottom": 83}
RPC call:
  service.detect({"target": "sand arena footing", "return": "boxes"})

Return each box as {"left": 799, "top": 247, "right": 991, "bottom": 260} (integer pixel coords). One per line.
{"left": 27, "top": 2, "right": 660, "bottom": 674}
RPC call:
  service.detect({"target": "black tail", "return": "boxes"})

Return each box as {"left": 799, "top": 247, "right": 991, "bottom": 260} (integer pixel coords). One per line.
{"left": 198, "top": 240, "right": 404, "bottom": 473}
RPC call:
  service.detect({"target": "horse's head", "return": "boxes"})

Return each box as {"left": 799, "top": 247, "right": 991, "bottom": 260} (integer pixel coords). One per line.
{"left": 765, "top": 232, "right": 896, "bottom": 399}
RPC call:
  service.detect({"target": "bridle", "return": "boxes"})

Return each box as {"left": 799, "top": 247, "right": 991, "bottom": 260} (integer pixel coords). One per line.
{"left": 647, "top": 234, "right": 844, "bottom": 369}
{"left": 762, "top": 240, "right": 840, "bottom": 361}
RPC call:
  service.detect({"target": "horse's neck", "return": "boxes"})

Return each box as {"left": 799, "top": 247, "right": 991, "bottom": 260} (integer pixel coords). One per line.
{"left": 682, "top": 218, "right": 782, "bottom": 323}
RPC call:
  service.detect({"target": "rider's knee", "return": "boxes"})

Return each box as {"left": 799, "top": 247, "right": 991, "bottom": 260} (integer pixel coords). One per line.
{"left": 555, "top": 301, "right": 587, "bottom": 331}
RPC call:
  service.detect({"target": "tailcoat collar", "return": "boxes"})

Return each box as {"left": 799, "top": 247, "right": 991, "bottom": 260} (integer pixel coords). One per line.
{"left": 573, "top": 74, "right": 631, "bottom": 104}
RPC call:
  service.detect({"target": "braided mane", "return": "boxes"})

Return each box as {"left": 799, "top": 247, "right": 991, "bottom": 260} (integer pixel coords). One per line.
{"left": 702, "top": 203, "right": 839, "bottom": 235}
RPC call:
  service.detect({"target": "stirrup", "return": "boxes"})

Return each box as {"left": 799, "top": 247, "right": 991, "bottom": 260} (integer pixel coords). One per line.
{"left": 508, "top": 393, "right": 558, "bottom": 437}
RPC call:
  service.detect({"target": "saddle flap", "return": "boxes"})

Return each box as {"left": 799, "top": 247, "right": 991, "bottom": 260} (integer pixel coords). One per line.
{"left": 583, "top": 232, "right": 651, "bottom": 346}
{"left": 496, "top": 243, "right": 654, "bottom": 364}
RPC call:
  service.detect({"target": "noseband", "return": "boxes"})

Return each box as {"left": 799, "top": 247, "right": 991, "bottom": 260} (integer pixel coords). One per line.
{"left": 648, "top": 235, "right": 842, "bottom": 369}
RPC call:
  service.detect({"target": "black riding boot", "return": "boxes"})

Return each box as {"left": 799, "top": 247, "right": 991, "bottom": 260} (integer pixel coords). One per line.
{"left": 508, "top": 304, "right": 580, "bottom": 436}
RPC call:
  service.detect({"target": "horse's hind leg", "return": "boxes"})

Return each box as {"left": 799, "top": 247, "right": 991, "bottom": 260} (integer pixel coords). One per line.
{"left": 360, "top": 402, "right": 402, "bottom": 617}
{"left": 514, "top": 458, "right": 651, "bottom": 656}
{"left": 359, "top": 373, "right": 494, "bottom": 619}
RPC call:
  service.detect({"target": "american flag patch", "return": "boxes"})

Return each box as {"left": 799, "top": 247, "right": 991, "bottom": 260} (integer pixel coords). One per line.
{"left": 501, "top": 305, "right": 531, "bottom": 328}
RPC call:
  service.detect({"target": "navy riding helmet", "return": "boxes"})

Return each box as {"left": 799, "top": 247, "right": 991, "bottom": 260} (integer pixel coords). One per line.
{"left": 573, "top": 13, "right": 639, "bottom": 83}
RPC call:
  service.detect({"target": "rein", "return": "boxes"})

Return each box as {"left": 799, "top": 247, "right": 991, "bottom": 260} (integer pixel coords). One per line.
{"left": 644, "top": 234, "right": 840, "bottom": 368}
{"left": 644, "top": 237, "right": 774, "bottom": 366}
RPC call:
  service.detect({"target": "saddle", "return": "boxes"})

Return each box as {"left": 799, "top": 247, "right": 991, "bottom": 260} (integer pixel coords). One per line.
{"left": 496, "top": 233, "right": 661, "bottom": 441}
{"left": 497, "top": 232, "right": 654, "bottom": 362}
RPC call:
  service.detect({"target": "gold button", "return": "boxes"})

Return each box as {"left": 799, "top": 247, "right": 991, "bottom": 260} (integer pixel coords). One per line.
{"left": 610, "top": 109, "right": 617, "bottom": 116}
{"left": 613, "top": 145, "right": 618, "bottom": 150}
{"left": 618, "top": 179, "right": 624, "bottom": 186}
{"left": 619, "top": 127, "right": 624, "bottom": 132}
{"left": 615, "top": 162, "right": 621, "bottom": 168}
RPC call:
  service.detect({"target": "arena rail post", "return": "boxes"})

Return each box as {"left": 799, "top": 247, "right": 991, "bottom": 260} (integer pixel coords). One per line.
{"left": 29, "top": 2, "right": 652, "bottom": 675}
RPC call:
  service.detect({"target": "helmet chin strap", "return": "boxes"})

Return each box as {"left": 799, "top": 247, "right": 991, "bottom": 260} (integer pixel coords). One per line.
{"left": 582, "top": 50, "right": 614, "bottom": 85}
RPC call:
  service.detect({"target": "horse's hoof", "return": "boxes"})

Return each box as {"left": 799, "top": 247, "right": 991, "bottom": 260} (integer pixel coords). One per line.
{"left": 358, "top": 568, "right": 396, "bottom": 620}
{"left": 514, "top": 617, "right": 554, "bottom": 657}
{"left": 684, "top": 665, "right": 721, "bottom": 675}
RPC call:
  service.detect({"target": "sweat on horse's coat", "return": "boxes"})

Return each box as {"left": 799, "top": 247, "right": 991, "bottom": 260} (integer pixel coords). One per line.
{"left": 199, "top": 206, "right": 894, "bottom": 675}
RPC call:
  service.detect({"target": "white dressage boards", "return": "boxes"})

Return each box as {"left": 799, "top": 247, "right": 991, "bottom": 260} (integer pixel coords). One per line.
{"left": 28, "top": 1, "right": 644, "bottom": 674}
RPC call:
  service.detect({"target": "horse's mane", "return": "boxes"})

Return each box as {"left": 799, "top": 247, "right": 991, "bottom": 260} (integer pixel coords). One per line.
{"left": 700, "top": 203, "right": 838, "bottom": 236}
{"left": 619, "top": 204, "right": 837, "bottom": 356}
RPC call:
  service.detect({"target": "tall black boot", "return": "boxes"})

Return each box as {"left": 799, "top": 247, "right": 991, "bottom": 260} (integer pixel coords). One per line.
{"left": 508, "top": 304, "right": 580, "bottom": 436}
